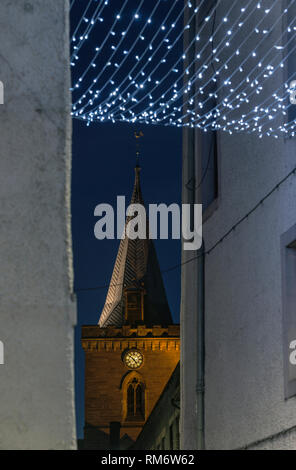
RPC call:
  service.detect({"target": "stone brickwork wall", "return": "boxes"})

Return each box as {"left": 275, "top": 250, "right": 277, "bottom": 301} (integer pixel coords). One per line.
{"left": 82, "top": 326, "right": 180, "bottom": 449}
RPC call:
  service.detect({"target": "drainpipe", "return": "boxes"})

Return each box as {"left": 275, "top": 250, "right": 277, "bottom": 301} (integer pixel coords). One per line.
{"left": 185, "top": 131, "right": 205, "bottom": 450}
{"left": 195, "top": 0, "right": 219, "bottom": 449}
{"left": 182, "top": 0, "right": 205, "bottom": 451}
{"left": 196, "top": 242, "right": 205, "bottom": 450}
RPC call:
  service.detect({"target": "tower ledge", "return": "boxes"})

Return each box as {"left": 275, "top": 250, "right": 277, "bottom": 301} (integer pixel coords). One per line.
{"left": 82, "top": 324, "right": 180, "bottom": 341}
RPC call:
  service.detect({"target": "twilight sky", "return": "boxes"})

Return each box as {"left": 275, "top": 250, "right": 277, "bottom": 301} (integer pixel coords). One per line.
{"left": 72, "top": 119, "right": 182, "bottom": 438}
{"left": 71, "top": 0, "right": 183, "bottom": 439}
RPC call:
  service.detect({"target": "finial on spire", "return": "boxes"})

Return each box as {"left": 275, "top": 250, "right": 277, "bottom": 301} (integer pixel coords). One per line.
{"left": 134, "top": 131, "right": 144, "bottom": 167}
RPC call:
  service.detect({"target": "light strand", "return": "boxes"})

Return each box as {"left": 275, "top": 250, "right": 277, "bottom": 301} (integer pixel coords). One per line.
{"left": 72, "top": 0, "right": 184, "bottom": 108}
{"left": 73, "top": 0, "right": 166, "bottom": 108}
{"left": 178, "top": 0, "right": 293, "bottom": 130}
{"left": 71, "top": 0, "right": 108, "bottom": 62}
{"left": 165, "top": 0, "right": 293, "bottom": 135}
{"left": 71, "top": 0, "right": 94, "bottom": 43}
{"left": 71, "top": 0, "right": 296, "bottom": 138}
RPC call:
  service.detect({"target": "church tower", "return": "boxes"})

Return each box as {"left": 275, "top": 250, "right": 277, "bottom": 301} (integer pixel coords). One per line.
{"left": 82, "top": 164, "right": 180, "bottom": 450}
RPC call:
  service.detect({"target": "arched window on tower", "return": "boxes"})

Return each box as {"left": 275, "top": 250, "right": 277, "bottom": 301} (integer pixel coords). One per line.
{"left": 127, "top": 384, "right": 134, "bottom": 416}
{"left": 126, "top": 378, "right": 145, "bottom": 421}
{"left": 136, "top": 384, "right": 143, "bottom": 415}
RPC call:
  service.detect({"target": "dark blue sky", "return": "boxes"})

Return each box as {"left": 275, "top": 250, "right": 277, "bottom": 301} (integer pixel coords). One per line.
{"left": 72, "top": 120, "right": 182, "bottom": 438}
{"left": 70, "top": 0, "right": 183, "bottom": 439}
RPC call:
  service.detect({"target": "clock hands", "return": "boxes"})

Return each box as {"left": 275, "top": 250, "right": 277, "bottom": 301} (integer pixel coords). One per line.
{"left": 130, "top": 356, "right": 137, "bottom": 365}
{"left": 125, "top": 350, "right": 143, "bottom": 369}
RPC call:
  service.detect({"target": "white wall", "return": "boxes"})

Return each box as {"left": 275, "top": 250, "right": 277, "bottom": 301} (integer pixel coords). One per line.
{"left": 204, "top": 130, "right": 296, "bottom": 450}
{"left": 0, "top": 0, "right": 76, "bottom": 449}
{"left": 181, "top": 0, "right": 296, "bottom": 449}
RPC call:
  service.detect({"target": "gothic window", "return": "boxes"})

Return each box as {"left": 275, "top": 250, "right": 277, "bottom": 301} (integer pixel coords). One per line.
{"left": 136, "top": 385, "right": 143, "bottom": 414}
{"left": 126, "top": 378, "right": 145, "bottom": 421}
{"left": 127, "top": 384, "right": 134, "bottom": 416}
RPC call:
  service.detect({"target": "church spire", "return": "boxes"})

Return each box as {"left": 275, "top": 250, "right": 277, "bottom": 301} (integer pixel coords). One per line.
{"left": 130, "top": 130, "right": 144, "bottom": 205}
{"left": 131, "top": 164, "right": 143, "bottom": 206}
{"left": 134, "top": 130, "right": 144, "bottom": 169}
{"left": 98, "top": 163, "right": 172, "bottom": 328}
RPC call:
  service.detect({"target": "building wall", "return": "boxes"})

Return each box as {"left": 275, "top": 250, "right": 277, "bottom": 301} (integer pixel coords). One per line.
{"left": 181, "top": 0, "right": 296, "bottom": 449}
{"left": 204, "top": 132, "right": 296, "bottom": 450}
{"left": 82, "top": 326, "right": 180, "bottom": 449}
{"left": 0, "top": 0, "right": 76, "bottom": 449}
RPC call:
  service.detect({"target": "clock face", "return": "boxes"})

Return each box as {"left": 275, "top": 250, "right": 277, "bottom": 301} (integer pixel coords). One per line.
{"left": 124, "top": 350, "right": 143, "bottom": 369}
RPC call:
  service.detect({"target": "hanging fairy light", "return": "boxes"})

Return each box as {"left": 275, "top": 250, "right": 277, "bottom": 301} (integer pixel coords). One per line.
{"left": 155, "top": 0, "right": 294, "bottom": 136}
{"left": 70, "top": 0, "right": 296, "bottom": 138}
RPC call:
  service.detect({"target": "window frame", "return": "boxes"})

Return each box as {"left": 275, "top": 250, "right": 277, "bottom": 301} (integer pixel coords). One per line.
{"left": 124, "top": 375, "right": 146, "bottom": 422}
{"left": 195, "top": 127, "right": 221, "bottom": 222}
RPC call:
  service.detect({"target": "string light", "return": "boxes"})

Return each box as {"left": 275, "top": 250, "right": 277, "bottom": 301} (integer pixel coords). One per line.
{"left": 71, "top": 0, "right": 109, "bottom": 62}
{"left": 93, "top": 0, "right": 216, "bottom": 115}
{"left": 71, "top": 0, "right": 186, "bottom": 106}
{"left": 71, "top": 0, "right": 296, "bottom": 138}
{"left": 72, "top": 0, "right": 164, "bottom": 107}
{"left": 119, "top": 0, "right": 250, "bottom": 123}
{"left": 71, "top": 0, "right": 94, "bottom": 45}
{"left": 208, "top": 9, "right": 296, "bottom": 138}
{"left": 168, "top": 0, "right": 294, "bottom": 135}
{"left": 71, "top": 0, "right": 130, "bottom": 81}
{"left": 129, "top": 0, "right": 288, "bottom": 131}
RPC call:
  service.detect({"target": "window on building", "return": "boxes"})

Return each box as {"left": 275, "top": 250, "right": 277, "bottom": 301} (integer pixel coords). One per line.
{"left": 127, "top": 385, "right": 134, "bottom": 416}
{"left": 201, "top": 127, "right": 218, "bottom": 211}
{"left": 135, "top": 384, "right": 143, "bottom": 414}
{"left": 281, "top": 225, "right": 296, "bottom": 399}
{"left": 126, "top": 378, "right": 145, "bottom": 420}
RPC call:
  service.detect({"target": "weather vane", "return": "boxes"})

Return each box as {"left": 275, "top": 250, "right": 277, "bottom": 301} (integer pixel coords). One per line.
{"left": 134, "top": 131, "right": 144, "bottom": 166}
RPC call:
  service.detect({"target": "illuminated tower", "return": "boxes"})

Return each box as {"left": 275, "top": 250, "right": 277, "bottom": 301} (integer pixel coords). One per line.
{"left": 82, "top": 163, "right": 180, "bottom": 450}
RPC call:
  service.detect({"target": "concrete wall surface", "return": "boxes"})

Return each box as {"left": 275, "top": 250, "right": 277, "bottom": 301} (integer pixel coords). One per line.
{"left": 204, "top": 130, "right": 296, "bottom": 450}
{"left": 0, "top": 0, "right": 76, "bottom": 449}
{"left": 181, "top": 0, "right": 296, "bottom": 450}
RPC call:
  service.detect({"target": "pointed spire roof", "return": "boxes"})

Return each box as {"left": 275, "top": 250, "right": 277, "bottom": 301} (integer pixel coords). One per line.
{"left": 98, "top": 166, "right": 172, "bottom": 327}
